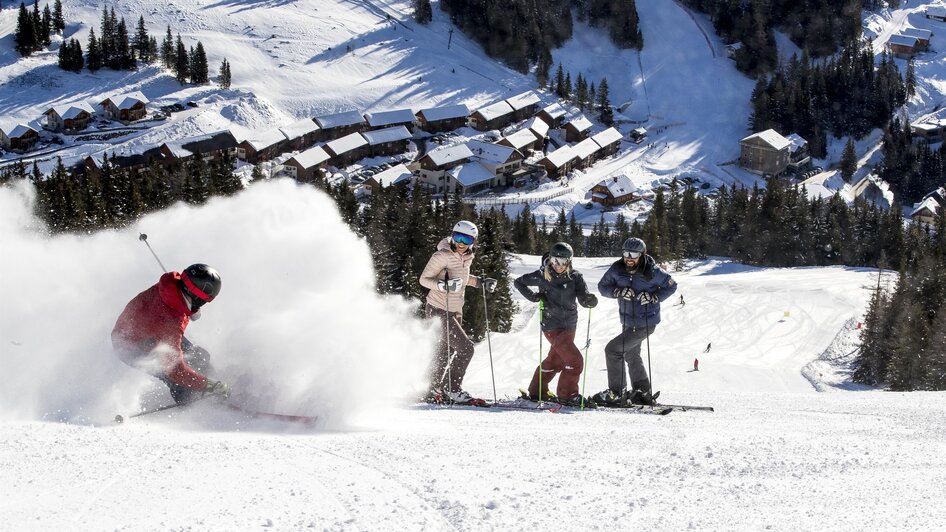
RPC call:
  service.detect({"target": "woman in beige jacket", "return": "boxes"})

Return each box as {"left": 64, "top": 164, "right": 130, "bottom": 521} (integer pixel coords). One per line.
{"left": 419, "top": 220, "right": 496, "bottom": 404}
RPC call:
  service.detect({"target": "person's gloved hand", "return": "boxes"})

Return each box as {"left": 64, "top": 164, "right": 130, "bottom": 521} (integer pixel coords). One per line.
{"left": 613, "top": 287, "right": 636, "bottom": 300}
{"left": 437, "top": 278, "right": 463, "bottom": 292}
{"left": 581, "top": 293, "right": 598, "bottom": 308}
{"left": 481, "top": 278, "right": 498, "bottom": 293}
{"left": 204, "top": 380, "right": 231, "bottom": 399}
{"left": 637, "top": 292, "right": 658, "bottom": 305}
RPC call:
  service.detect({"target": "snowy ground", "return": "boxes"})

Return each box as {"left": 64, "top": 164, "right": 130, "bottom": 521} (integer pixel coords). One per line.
{"left": 2, "top": 180, "right": 945, "bottom": 530}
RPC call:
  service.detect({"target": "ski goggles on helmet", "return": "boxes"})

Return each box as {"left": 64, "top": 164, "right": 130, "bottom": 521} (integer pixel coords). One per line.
{"left": 622, "top": 250, "right": 642, "bottom": 259}
{"left": 550, "top": 256, "right": 571, "bottom": 267}
{"left": 452, "top": 232, "right": 475, "bottom": 246}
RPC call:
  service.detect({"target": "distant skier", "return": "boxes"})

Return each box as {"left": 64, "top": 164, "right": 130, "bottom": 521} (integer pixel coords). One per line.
{"left": 679, "top": 294, "right": 685, "bottom": 307}
{"left": 513, "top": 242, "right": 598, "bottom": 406}
{"left": 419, "top": 221, "right": 497, "bottom": 405}
{"left": 704, "top": 342, "right": 712, "bottom": 353}
{"left": 112, "top": 264, "right": 231, "bottom": 405}
{"left": 693, "top": 358, "right": 699, "bottom": 371}
{"left": 593, "top": 237, "right": 677, "bottom": 406}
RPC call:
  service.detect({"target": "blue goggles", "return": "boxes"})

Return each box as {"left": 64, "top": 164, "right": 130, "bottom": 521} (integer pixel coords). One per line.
{"left": 452, "top": 232, "right": 475, "bottom": 246}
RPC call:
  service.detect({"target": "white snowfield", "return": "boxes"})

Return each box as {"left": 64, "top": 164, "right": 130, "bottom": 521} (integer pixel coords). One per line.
{"left": 1, "top": 181, "right": 945, "bottom": 530}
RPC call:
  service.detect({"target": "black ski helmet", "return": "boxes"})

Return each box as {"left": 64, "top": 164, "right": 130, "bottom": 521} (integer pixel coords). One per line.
{"left": 550, "top": 242, "right": 573, "bottom": 260}
{"left": 622, "top": 237, "right": 646, "bottom": 255}
{"left": 180, "top": 263, "right": 222, "bottom": 303}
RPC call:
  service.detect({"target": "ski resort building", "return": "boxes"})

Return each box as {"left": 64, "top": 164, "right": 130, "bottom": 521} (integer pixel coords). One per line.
{"left": 911, "top": 187, "right": 946, "bottom": 225}
{"left": 279, "top": 118, "right": 321, "bottom": 151}
{"left": 468, "top": 100, "right": 516, "bottom": 131}
{"left": 739, "top": 129, "right": 791, "bottom": 176}
{"left": 324, "top": 132, "right": 369, "bottom": 167}
{"left": 415, "top": 104, "right": 470, "bottom": 133}
{"left": 99, "top": 93, "right": 149, "bottom": 123}
{"left": 411, "top": 144, "right": 474, "bottom": 194}
{"left": 524, "top": 116, "right": 550, "bottom": 140}
{"left": 888, "top": 34, "right": 918, "bottom": 59}
{"left": 497, "top": 129, "right": 540, "bottom": 153}
{"left": 361, "top": 126, "right": 412, "bottom": 157}
{"left": 364, "top": 109, "right": 416, "bottom": 132}
{"left": 282, "top": 146, "right": 331, "bottom": 182}
{"left": 563, "top": 115, "right": 593, "bottom": 142}
{"left": 164, "top": 130, "right": 239, "bottom": 163}
{"left": 237, "top": 129, "right": 290, "bottom": 163}
{"left": 362, "top": 163, "right": 412, "bottom": 194}
{"left": 591, "top": 174, "right": 639, "bottom": 207}
{"left": 538, "top": 145, "right": 578, "bottom": 179}
{"left": 505, "top": 91, "right": 541, "bottom": 121}
{"left": 926, "top": 6, "right": 946, "bottom": 22}
{"left": 572, "top": 137, "right": 600, "bottom": 169}
{"left": 536, "top": 102, "right": 566, "bottom": 128}
{"left": 0, "top": 123, "right": 39, "bottom": 153}
{"left": 42, "top": 102, "right": 95, "bottom": 132}
{"left": 902, "top": 28, "right": 933, "bottom": 50}
{"left": 314, "top": 111, "right": 367, "bottom": 140}
{"left": 591, "top": 127, "right": 623, "bottom": 158}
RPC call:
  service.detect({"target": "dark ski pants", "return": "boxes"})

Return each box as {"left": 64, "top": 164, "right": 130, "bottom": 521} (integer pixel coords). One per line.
{"left": 426, "top": 303, "right": 475, "bottom": 393}
{"left": 603, "top": 324, "right": 656, "bottom": 393}
{"left": 528, "top": 329, "right": 583, "bottom": 399}
{"left": 159, "top": 338, "right": 214, "bottom": 404}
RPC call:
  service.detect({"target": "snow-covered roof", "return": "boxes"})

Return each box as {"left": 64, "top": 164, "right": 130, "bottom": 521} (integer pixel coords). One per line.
{"left": 243, "top": 129, "right": 289, "bottom": 151}
{"left": 596, "top": 174, "right": 638, "bottom": 197}
{"left": 928, "top": 6, "right": 946, "bottom": 18}
{"left": 290, "top": 146, "right": 330, "bottom": 168}
{"left": 48, "top": 102, "right": 95, "bottom": 119}
{"left": 902, "top": 27, "right": 933, "bottom": 41}
{"left": 164, "top": 130, "right": 238, "bottom": 157}
{"left": 449, "top": 162, "right": 494, "bottom": 187}
{"left": 911, "top": 119, "right": 946, "bottom": 131}
{"left": 474, "top": 100, "right": 515, "bottom": 122}
{"left": 741, "top": 129, "right": 791, "bottom": 151}
{"left": 279, "top": 118, "right": 320, "bottom": 139}
{"left": 785, "top": 133, "right": 807, "bottom": 151}
{"left": 911, "top": 196, "right": 940, "bottom": 217}
{"left": 314, "top": 110, "right": 365, "bottom": 129}
{"left": 525, "top": 117, "right": 549, "bottom": 138}
{"left": 371, "top": 163, "right": 413, "bottom": 187}
{"left": 418, "top": 104, "right": 470, "bottom": 122}
{"left": 2, "top": 123, "right": 37, "bottom": 138}
{"left": 501, "top": 129, "right": 538, "bottom": 150}
{"left": 591, "top": 127, "right": 622, "bottom": 148}
{"left": 102, "top": 92, "right": 149, "bottom": 110}
{"left": 565, "top": 115, "right": 592, "bottom": 132}
{"left": 364, "top": 109, "right": 415, "bottom": 128}
{"left": 361, "top": 126, "right": 411, "bottom": 145}
{"left": 425, "top": 144, "right": 474, "bottom": 167}
{"left": 505, "top": 91, "right": 540, "bottom": 111}
{"left": 540, "top": 102, "right": 566, "bottom": 119}
{"left": 573, "top": 138, "right": 599, "bottom": 159}
{"left": 544, "top": 145, "right": 577, "bottom": 167}
{"left": 325, "top": 132, "right": 368, "bottom": 155}
{"left": 889, "top": 34, "right": 919, "bottom": 48}
{"left": 467, "top": 139, "right": 516, "bottom": 165}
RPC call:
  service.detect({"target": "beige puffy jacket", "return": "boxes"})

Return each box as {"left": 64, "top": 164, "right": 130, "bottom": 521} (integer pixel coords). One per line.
{"left": 419, "top": 237, "right": 480, "bottom": 312}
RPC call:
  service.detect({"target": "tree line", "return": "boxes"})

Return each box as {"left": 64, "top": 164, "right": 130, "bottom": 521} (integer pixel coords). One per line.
{"left": 13, "top": 0, "right": 64, "bottom": 56}
{"left": 749, "top": 41, "right": 908, "bottom": 159}
{"left": 875, "top": 117, "right": 946, "bottom": 206}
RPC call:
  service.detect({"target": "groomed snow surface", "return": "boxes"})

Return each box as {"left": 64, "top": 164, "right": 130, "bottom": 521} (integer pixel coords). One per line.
{"left": 2, "top": 181, "right": 945, "bottom": 530}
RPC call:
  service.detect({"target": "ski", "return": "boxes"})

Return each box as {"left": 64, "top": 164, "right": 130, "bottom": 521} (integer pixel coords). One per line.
{"left": 223, "top": 403, "right": 319, "bottom": 425}
{"left": 655, "top": 403, "right": 714, "bottom": 412}
{"left": 592, "top": 404, "right": 673, "bottom": 415}
{"left": 492, "top": 398, "right": 563, "bottom": 412}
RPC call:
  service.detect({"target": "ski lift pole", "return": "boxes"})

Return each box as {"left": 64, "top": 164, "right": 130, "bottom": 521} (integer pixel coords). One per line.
{"left": 580, "top": 306, "right": 592, "bottom": 410}
{"left": 482, "top": 281, "right": 497, "bottom": 405}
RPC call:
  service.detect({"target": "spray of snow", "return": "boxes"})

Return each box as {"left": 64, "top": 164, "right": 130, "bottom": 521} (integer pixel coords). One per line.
{"left": 0, "top": 180, "right": 436, "bottom": 427}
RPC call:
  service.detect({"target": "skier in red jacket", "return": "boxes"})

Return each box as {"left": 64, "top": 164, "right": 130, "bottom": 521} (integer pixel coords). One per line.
{"left": 112, "top": 264, "right": 230, "bottom": 404}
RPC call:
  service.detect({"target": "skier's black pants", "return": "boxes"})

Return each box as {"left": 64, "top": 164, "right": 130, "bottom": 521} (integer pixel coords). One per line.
{"left": 425, "top": 303, "right": 475, "bottom": 393}
{"left": 159, "top": 338, "right": 213, "bottom": 404}
{"left": 604, "top": 324, "right": 655, "bottom": 393}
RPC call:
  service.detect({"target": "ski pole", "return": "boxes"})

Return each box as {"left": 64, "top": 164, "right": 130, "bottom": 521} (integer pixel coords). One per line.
{"left": 139, "top": 233, "right": 168, "bottom": 273}
{"left": 443, "top": 268, "right": 452, "bottom": 395}
{"left": 538, "top": 299, "right": 544, "bottom": 403}
{"left": 482, "top": 281, "right": 498, "bottom": 405}
{"left": 114, "top": 393, "right": 212, "bottom": 423}
{"left": 644, "top": 304, "right": 654, "bottom": 410}
{"left": 580, "top": 306, "right": 592, "bottom": 410}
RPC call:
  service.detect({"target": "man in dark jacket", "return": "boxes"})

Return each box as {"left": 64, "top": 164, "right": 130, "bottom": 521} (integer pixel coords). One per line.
{"left": 514, "top": 242, "right": 597, "bottom": 405}
{"left": 594, "top": 238, "right": 677, "bottom": 406}
{"left": 112, "top": 264, "right": 230, "bottom": 404}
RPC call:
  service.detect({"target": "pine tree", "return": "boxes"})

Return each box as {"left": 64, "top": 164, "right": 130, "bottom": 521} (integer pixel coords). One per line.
{"left": 597, "top": 77, "right": 613, "bottom": 126}
{"left": 30, "top": 0, "right": 41, "bottom": 50}
{"left": 115, "top": 17, "right": 134, "bottom": 70}
{"left": 52, "top": 0, "right": 64, "bottom": 33}
{"left": 412, "top": 0, "right": 432, "bottom": 24}
{"left": 161, "top": 25, "right": 173, "bottom": 68}
{"left": 15, "top": 3, "right": 37, "bottom": 57}
{"left": 575, "top": 73, "right": 588, "bottom": 110}
{"left": 41, "top": 4, "right": 51, "bottom": 46}
{"left": 86, "top": 28, "right": 102, "bottom": 72}
{"left": 554, "top": 63, "right": 565, "bottom": 99}
{"left": 906, "top": 58, "right": 916, "bottom": 97}
{"left": 174, "top": 35, "right": 189, "bottom": 84}
{"left": 840, "top": 137, "right": 857, "bottom": 182}
{"left": 190, "top": 41, "right": 209, "bottom": 83}
{"left": 100, "top": 6, "right": 114, "bottom": 68}
{"left": 218, "top": 58, "right": 232, "bottom": 89}
{"left": 133, "top": 15, "right": 151, "bottom": 63}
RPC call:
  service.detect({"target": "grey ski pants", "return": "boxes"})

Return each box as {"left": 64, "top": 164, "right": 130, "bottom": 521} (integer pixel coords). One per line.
{"left": 425, "top": 303, "right": 475, "bottom": 393}
{"left": 603, "top": 324, "right": 656, "bottom": 393}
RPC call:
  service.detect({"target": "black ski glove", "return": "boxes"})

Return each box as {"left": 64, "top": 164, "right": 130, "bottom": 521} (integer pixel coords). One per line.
{"left": 581, "top": 294, "right": 598, "bottom": 308}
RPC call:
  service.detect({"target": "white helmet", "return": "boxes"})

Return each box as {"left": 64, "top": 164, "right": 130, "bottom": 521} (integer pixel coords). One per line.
{"left": 451, "top": 220, "right": 478, "bottom": 245}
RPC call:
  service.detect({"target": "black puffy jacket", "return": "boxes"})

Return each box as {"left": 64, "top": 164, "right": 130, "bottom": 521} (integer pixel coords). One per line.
{"left": 514, "top": 255, "right": 596, "bottom": 331}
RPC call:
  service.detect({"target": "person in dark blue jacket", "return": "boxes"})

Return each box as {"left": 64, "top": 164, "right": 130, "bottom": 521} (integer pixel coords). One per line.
{"left": 514, "top": 242, "right": 597, "bottom": 405}
{"left": 593, "top": 237, "right": 677, "bottom": 406}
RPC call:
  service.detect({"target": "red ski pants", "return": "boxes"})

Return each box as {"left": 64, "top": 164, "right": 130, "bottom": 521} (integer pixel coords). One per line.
{"left": 528, "top": 329, "right": 584, "bottom": 399}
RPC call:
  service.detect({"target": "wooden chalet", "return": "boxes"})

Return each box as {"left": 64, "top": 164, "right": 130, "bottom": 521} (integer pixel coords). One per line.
{"left": 902, "top": 27, "right": 933, "bottom": 50}
{"left": 563, "top": 115, "right": 593, "bottom": 142}
{"left": 314, "top": 111, "right": 366, "bottom": 140}
{"left": 926, "top": 6, "right": 946, "bottom": 21}
{"left": 536, "top": 102, "right": 566, "bottom": 128}
{"left": 363, "top": 163, "right": 412, "bottom": 194}
{"left": 468, "top": 100, "right": 515, "bottom": 131}
{"left": 83, "top": 145, "right": 175, "bottom": 176}
{"left": 411, "top": 144, "right": 474, "bottom": 194}
{"left": 888, "top": 34, "right": 918, "bottom": 59}
{"left": 447, "top": 162, "right": 496, "bottom": 194}
{"left": 505, "top": 91, "right": 540, "bottom": 121}
{"left": 279, "top": 118, "right": 321, "bottom": 151}
{"left": 785, "top": 133, "right": 811, "bottom": 173}
{"left": 283, "top": 146, "right": 330, "bottom": 183}
{"left": 415, "top": 104, "right": 469, "bottom": 133}
{"left": 0, "top": 124, "right": 39, "bottom": 153}
{"left": 538, "top": 145, "right": 578, "bottom": 179}
{"left": 572, "top": 138, "right": 600, "bottom": 169}
{"left": 739, "top": 129, "right": 791, "bottom": 176}
{"left": 237, "top": 129, "right": 290, "bottom": 163}
{"left": 497, "top": 129, "right": 540, "bottom": 153}
{"left": 911, "top": 187, "right": 946, "bottom": 225}
{"left": 467, "top": 139, "right": 524, "bottom": 185}
{"left": 43, "top": 102, "right": 95, "bottom": 132}
{"left": 361, "top": 126, "right": 412, "bottom": 157}
{"left": 591, "top": 127, "right": 623, "bottom": 158}
{"left": 99, "top": 92, "right": 149, "bottom": 123}
{"left": 163, "top": 130, "right": 239, "bottom": 163}
{"left": 911, "top": 118, "right": 946, "bottom": 140}
{"left": 364, "top": 109, "right": 416, "bottom": 132}
{"left": 591, "top": 174, "right": 638, "bottom": 207}
{"left": 324, "top": 132, "right": 369, "bottom": 167}
{"left": 524, "top": 116, "right": 550, "bottom": 140}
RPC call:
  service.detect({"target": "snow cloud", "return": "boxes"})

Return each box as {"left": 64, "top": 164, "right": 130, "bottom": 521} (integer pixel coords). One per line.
{"left": 0, "top": 180, "right": 435, "bottom": 427}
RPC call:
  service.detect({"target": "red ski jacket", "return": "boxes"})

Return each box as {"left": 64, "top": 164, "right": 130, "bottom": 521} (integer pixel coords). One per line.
{"left": 112, "top": 272, "right": 208, "bottom": 390}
